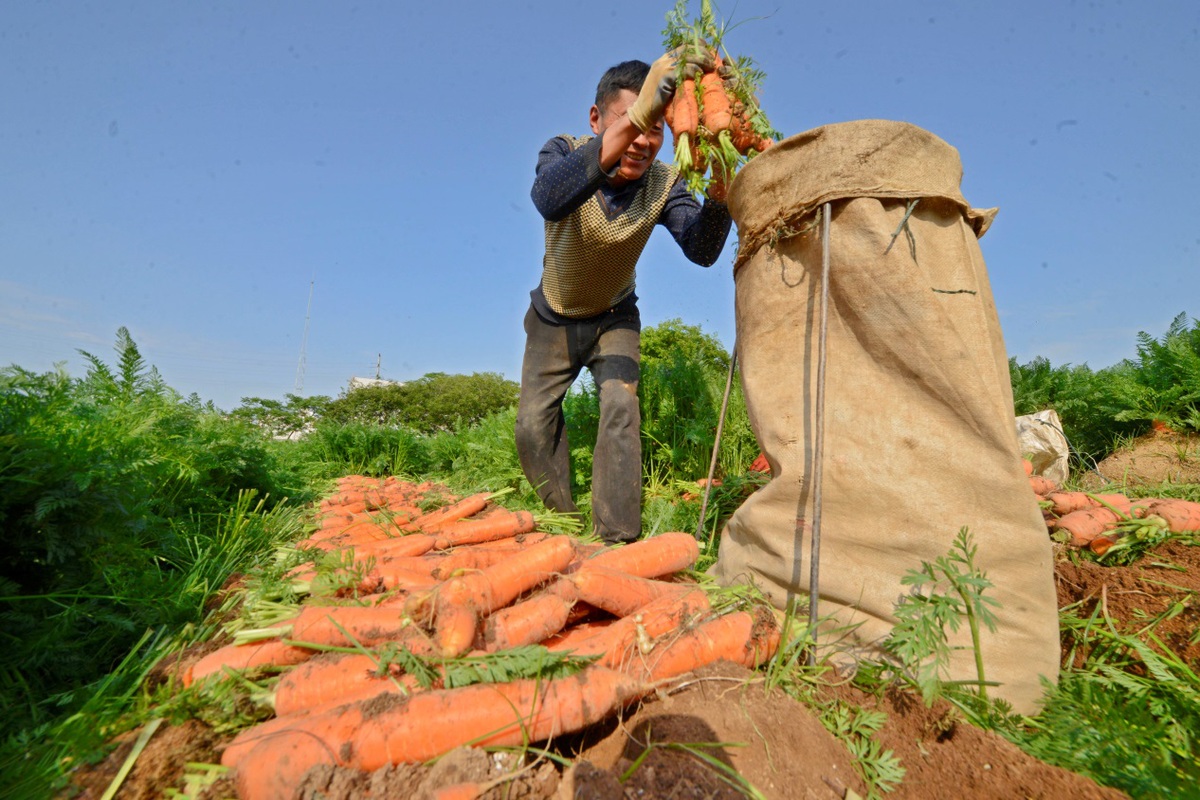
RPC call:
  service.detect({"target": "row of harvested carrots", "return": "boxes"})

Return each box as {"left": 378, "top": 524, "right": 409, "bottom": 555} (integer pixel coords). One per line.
{"left": 1025, "top": 461, "right": 1200, "bottom": 554}
{"left": 183, "top": 476, "right": 781, "bottom": 800}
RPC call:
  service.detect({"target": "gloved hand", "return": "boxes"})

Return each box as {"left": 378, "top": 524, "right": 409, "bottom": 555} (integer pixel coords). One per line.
{"left": 626, "top": 46, "right": 713, "bottom": 133}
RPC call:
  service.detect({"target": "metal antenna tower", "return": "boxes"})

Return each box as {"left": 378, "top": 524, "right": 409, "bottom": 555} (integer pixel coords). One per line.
{"left": 295, "top": 277, "right": 314, "bottom": 393}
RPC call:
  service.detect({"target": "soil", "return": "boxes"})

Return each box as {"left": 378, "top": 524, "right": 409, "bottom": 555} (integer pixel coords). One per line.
{"left": 63, "top": 435, "right": 1199, "bottom": 800}
{"left": 1081, "top": 430, "right": 1200, "bottom": 489}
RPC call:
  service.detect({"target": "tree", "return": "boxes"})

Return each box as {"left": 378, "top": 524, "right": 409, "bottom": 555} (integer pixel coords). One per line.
{"left": 323, "top": 372, "right": 519, "bottom": 432}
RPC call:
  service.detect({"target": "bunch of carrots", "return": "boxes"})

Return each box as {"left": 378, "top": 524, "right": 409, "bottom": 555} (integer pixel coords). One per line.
{"left": 663, "top": 0, "right": 779, "bottom": 201}
{"left": 181, "top": 475, "right": 781, "bottom": 800}
{"left": 1024, "top": 459, "right": 1200, "bottom": 556}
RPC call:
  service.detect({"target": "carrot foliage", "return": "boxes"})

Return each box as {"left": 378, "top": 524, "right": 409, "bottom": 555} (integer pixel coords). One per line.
{"left": 662, "top": 0, "right": 780, "bottom": 197}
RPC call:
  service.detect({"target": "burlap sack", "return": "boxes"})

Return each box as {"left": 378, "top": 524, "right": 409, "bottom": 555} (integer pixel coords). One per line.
{"left": 712, "top": 120, "right": 1059, "bottom": 715}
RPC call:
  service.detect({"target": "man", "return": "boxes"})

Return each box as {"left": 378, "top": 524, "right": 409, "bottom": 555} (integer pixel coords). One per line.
{"left": 515, "top": 51, "right": 732, "bottom": 544}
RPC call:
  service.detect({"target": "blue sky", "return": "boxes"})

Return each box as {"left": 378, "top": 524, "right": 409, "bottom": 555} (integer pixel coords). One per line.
{"left": 2, "top": 1, "right": 1197, "bottom": 410}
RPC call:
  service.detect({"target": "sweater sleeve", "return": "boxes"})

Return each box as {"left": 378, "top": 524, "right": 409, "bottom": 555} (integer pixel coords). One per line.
{"left": 659, "top": 179, "right": 733, "bottom": 267}
{"left": 530, "top": 135, "right": 616, "bottom": 222}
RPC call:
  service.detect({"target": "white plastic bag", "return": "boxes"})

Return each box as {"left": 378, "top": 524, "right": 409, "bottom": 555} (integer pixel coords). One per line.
{"left": 1016, "top": 409, "right": 1070, "bottom": 485}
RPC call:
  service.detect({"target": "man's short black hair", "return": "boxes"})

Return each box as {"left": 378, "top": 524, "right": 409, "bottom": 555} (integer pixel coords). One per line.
{"left": 595, "top": 60, "right": 650, "bottom": 112}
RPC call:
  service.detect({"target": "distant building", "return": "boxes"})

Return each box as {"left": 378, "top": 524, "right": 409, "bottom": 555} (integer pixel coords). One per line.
{"left": 347, "top": 376, "right": 402, "bottom": 392}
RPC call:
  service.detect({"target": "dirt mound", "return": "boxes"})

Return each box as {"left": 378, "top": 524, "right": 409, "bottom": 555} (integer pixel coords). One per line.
{"left": 1083, "top": 430, "right": 1200, "bottom": 488}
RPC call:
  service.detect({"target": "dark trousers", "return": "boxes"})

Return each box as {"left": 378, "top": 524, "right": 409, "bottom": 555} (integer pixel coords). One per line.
{"left": 515, "top": 304, "right": 642, "bottom": 544}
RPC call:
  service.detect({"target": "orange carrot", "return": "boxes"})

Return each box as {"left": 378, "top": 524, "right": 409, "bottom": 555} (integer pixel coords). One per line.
{"left": 348, "top": 665, "right": 644, "bottom": 768}
{"left": 282, "top": 604, "right": 436, "bottom": 650}
{"left": 272, "top": 652, "right": 422, "bottom": 717}
{"left": 184, "top": 638, "right": 312, "bottom": 686}
{"left": 231, "top": 666, "right": 647, "bottom": 800}
{"left": 430, "top": 532, "right": 552, "bottom": 580}
{"left": 409, "top": 492, "right": 492, "bottom": 531}
{"left": 549, "top": 587, "right": 710, "bottom": 666}
{"left": 226, "top": 706, "right": 371, "bottom": 800}
{"left": 1089, "top": 533, "right": 1121, "bottom": 555}
{"left": 568, "top": 566, "right": 689, "bottom": 618}
{"left": 583, "top": 531, "right": 699, "bottom": 578}
{"left": 1139, "top": 498, "right": 1200, "bottom": 532}
{"left": 670, "top": 77, "right": 699, "bottom": 138}
{"left": 339, "top": 531, "right": 440, "bottom": 561}
{"left": 1022, "top": 458, "right": 1035, "bottom": 476}
{"left": 411, "top": 535, "right": 579, "bottom": 656}
{"left": 481, "top": 591, "right": 576, "bottom": 652}
{"left": 624, "top": 606, "right": 781, "bottom": 682}
{"left": 541, "top": 618, "right": 616, "bottom": 652}
{"left": 1029, "top": 475, "right": 1057, "bottom": 496}
{"left": 699, "top": 70, "right": 732, "bottom": 133}
{"left": 1047, "top": 491, "right": 1131, "bottom": 517}
{"left": 431, "top": 509, "right": 537, "bottom": 548}
{"left": 1053, "top": 507, "right": 1122, "bottom": 546}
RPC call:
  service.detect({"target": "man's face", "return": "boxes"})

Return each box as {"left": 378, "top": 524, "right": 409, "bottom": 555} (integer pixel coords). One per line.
{"left": 591, "top": 88, "right": 665, "bottom": 186}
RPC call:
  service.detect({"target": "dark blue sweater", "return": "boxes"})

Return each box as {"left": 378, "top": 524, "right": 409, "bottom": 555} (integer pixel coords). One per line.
{"left": 529, "top": 132, "right": 732, "bottom": 323}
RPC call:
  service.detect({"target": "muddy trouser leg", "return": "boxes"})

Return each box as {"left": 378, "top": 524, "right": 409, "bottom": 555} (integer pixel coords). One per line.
{"left": 587, "top": 310, "right": 642, "bottom": 544}
{"left": 515, "top": 305, "right": 583, "bottom": 516}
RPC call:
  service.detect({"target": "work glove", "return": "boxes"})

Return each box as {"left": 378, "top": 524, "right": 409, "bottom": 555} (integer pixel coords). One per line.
{"left": 626, "top": 46, "right": 713, "bottom": 133}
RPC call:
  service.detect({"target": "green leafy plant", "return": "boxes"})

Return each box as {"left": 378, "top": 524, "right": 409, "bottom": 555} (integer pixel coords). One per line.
{"left": 1007, "top": 601, "right": 1200, "bottom": 795}
{"left": 881, "top": 528, "right": 1000, "bottom": 706}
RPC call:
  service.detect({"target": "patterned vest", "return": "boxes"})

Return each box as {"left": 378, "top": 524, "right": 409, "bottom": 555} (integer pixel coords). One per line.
{"left": 540, "top": 135, "right": 678, "bottom": 318}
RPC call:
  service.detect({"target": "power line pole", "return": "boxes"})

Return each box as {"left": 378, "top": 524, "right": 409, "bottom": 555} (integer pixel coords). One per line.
{"left": 295, "top": 276, "right": 314, "bottom": 393}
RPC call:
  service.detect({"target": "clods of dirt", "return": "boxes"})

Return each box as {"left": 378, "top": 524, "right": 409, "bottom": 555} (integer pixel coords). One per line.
{"left": 572, "top": 660, "right": 866, "bottom": 799}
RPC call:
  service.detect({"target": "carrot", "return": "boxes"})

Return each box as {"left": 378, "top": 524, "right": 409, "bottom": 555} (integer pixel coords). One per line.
{"left": 1089, "top": 533, "right": 1121, "bottom": 556}
{"left": 431, "top": 509, "right": 537, "bottom": 548}
{"left": 669, "top": 77, "right": 699, "bottom": 138}
{"left": 409, "top": 492, "right": 492, "bottom": 531}
{"left": 550, "top": 587, "right": 710, "bottom": 665}
{"left": 272, "top": 652, "right": 422, "bottom": 717}
{"left": 339, "top": 531, "right": 440, "bottom": 561}
{"left": 1029, "top": 475, "right": 1057, "bottom": 496}
{"left": 183, "top": 638, "right": 312, "bottom": 686}
{"left": 1053, "top": 507, "right": 1122, "bottom": 546}
{"left": 568, "top": 566, "right": 689, "bottom": 618}
{"left": 1138, "top": 498, "right": 1200, "bottom": 532}
{"left": 1022, "top": 458, "right": 1035, "bottom": 476}
{"left": 481, "top": 591, "right": 576, "bottom": 652}
{"left": 583, "top": 531, "right": 699, "bottom": 579}
{"left": 412, "top": 535, "right": 579, "bottom": 656}
{"left": 349, "top": 665, "right": 645, "bottom": 768}
{"left": 699, "top": 69, "right": 732, "bottom": 133}
{"left": 430, "top": 532, "right": 552, "bottom": 580}
{"left": 624, "top": 606, "right": 781, "bottom": 682}
{"left": 1047, "top": 491, "right": 1131, "bottom": 517}
{"left": 275, "top": 604, "right": 437, "bottom": 650}
{"left": 541, "top": 618, "right": 616, "bottom": 652}
{"left": 232, "top": 667, "right": 647, "bottom": 800}
{"left": 226, "top": 705, "right": 372, "bottom": 800}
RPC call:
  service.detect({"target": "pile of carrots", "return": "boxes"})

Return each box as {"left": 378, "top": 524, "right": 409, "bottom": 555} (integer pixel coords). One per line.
{"left": 183, "top": 476, "right": 781, "bottom": 800}
{"left": 1024, "top": 460, "right": 1200, "bottom": 555}
{"left": 664, "top": 0, "right": 777, "bottom": 200}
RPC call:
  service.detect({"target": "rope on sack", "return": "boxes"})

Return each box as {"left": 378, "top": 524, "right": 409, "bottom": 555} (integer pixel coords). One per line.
{"left": 806, "top": 201, "right": 833, "bottom": 664}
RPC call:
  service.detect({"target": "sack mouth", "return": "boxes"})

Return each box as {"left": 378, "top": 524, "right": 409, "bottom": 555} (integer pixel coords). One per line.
{"left": 727, "top": 120, "right": 997, "bottom": 271}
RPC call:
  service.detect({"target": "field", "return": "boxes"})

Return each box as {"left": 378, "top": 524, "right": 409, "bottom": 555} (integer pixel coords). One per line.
{"left": 3, "top": 320, "right": 1199, "bottom": 799}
